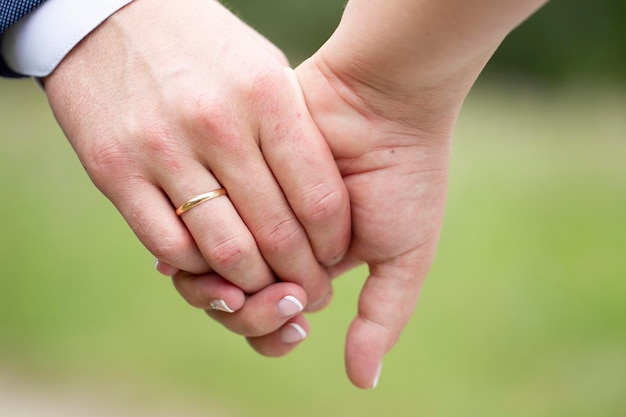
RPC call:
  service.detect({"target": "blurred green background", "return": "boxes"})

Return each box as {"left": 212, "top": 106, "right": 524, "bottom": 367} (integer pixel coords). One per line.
{"left": 1, "top": 1, "right": 625, "bottom": 416}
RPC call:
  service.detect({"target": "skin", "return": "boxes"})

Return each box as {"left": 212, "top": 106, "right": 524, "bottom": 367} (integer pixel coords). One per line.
{"left": 42, "top": 0, "right": 351, "bottom": 310}
{"left": 27, "top": 0, "right": 549, "bottom": 390}
{"left": 296, "top": 0, "right": 548, "bottom": 388}
{"left": 173, "top": 0, "right": 548, "bottom": 389}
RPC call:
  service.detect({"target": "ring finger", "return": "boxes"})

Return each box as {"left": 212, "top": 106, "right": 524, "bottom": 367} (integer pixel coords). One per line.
{"left": 159, "top": 160, "right": 275, "bottom": 294}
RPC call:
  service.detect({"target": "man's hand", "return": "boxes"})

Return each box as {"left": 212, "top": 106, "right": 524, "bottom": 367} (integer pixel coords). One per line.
{"left": 43, "top": 0, "right": 350, "bottom": 309}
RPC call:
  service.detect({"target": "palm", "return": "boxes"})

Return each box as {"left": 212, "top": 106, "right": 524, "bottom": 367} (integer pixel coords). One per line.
{"left": 296, "top": 57, "right": 453, "bottom": 388}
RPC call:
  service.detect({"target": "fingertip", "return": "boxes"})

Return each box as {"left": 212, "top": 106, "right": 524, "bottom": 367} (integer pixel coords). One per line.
{"left": 344, "top": 262, "right": 424, "bottom": 388}
{"left": 277, "top": 295, "right": 305, "bottom": 318}
{"left": 247, "top": 315, "right": 310, "bottom": 357}
{"left": 206, "top": 281, "right": 308, "bottom": 338}
{"left": 172, "top": 271, "right": 246, "bottom": 311}
{"left": 307, "top": 186, "right": 352, "bottom": 267}
{"left": 209, "top": 299, "right": 237, "bottom": 313}
{"left": 322, "top": 255, "right": 344, "bottom": 268}
{"left": 372, "top": 363, "right": 383, "bottom": 389}
{"left": 345, "top": 317, "right": 388, "bottom": 390}
{"left": 155, "top": 258, "right": 180, "bottom": 277}
{"left": 278, "top": 322, "right": 308, "bottom": 344}
{"left": 304, "top": 290, "right": 332, "bottom": 313}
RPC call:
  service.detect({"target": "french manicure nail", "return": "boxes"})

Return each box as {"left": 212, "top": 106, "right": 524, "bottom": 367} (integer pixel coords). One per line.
{"left": 372, "top": 363, "right": 383, "bottom": 389}
{"left": 279, "top": 323, "right": 308, "bottom": 344}
{"left": 154, "top": 258, "right": 164, "bottom": 275}
{"left": 277, "top": 295, "right": 304, "bottom": 318}
{"left": 154, "top": 258, "right": 180, "bottom": 277}
{"left": 210, "top": 299, "right": 235, "bottom": 313}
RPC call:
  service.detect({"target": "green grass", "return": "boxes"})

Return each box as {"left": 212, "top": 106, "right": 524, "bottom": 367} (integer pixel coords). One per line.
{"left": 1, "top": 79, "right": 625, "bottom": 416}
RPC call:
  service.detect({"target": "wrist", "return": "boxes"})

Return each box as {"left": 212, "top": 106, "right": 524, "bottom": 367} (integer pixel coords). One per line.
{"left": 310, "top": 46, "right": 470, "bottom": 136}
{"left": 324, "top": 0, "right": 547, "bottom": 99}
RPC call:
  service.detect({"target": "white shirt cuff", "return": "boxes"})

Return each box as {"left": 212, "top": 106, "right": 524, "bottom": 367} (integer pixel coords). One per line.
{"left": 1, "top": 0, "right": 135, "bottom": 77}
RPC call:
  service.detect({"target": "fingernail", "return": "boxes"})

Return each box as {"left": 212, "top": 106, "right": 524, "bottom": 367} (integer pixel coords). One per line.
{"left": 323, "top": 253, "right": 345, "bottom": 267}
{"left": 154, "top": 258, "right": 163, "bottom": 274}
{"left": 279, "top": 323, "right": 308, "bottom": 344}
{"left": 372, "top": 363, "right": 383, "bottom": 389}
{"left": 277, "top": 295, "right": 304, "bottom": 318}
{"left": 305, "top": 292, "right": 332, "bottom": 312}
{"left": 210, "top": 299, "right": 235, "bottom": 313}
{"left": 154, "top": 259, "right": 180, "bottom": 277}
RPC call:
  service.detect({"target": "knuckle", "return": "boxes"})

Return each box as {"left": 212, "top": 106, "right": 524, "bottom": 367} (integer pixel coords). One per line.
{"left": 186, "top": 96, "right": 246, "bottom": 155}
{"left": 245, "top": 67, "right": 290, "bottom": 108}
{"left": 82, "top": 139, "right": 135, "bottom": 187}
{"left": 300, "top": 185, "right": 347, "bottom": 226}
{"left": 82, "top": 120, "right": 183, "bottom": 189}
{"left": 258, "top": 216, "right": 303, "bottom": 258}
{"left": 188, "top": 96, "right": 232, "bottom": 134}
{"left": 207, "top": 235, "right": 254, "bottom": 272}
{"left": 138, "top": 123, "right": 191, "bottom": 170}
{"left": 248, "top": 66, "right": 284, "bottom": 92}
{"left": 151, "top": 237, "right": 190, "bottom": 263}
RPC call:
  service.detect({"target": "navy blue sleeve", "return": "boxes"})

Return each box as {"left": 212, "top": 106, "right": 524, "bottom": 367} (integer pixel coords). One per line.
{"left": 1, "top": 0, "right": 47, "bottom": 77}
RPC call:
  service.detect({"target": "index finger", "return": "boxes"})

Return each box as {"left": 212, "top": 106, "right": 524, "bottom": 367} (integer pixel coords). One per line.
{"left": 257, "top": 68, "right": 351, "bottom": 267}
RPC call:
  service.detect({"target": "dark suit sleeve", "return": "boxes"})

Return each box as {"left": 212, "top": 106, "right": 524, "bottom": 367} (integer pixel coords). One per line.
{"left": 1, "top": 0, "right": 47, "bottom": 77}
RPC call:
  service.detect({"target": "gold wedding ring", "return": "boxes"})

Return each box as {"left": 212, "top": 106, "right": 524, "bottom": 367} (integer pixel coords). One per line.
{"left": 175, "top": 188, "right": 228, "bottom": 216}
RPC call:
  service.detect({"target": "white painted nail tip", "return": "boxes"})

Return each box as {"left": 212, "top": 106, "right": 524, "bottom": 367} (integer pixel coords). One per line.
{"left": 372, "top": 364, "right": 383, "bottom": 389}
{"left": 284, "top": 295, "right": 304, "bottom": 312}
{"left": 288, "top": 323, "right": 307, "bottom": 340}
{"left": 277, "top": 295, "right": 305, "bottom": 318}
{"left": 280, "top": 323, "right": 308, "bottom": 344}
{"left": 210, "top": 299, "right": 235, "bottom": 313}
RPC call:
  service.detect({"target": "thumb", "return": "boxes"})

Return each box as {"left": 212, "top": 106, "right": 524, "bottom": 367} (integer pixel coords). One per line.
{"left": 345, "top": 259, "right": 426, "bottom": 389}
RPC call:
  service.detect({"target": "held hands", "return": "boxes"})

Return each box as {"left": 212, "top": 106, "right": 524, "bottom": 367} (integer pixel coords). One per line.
{"left": 172, "top": 24, "right": 464, "bottom": 390}
{"left": 44, "top": 0, "right": 468, "bottom": 389}
{"left": 43, "top": 0, "right": 350, "bottom": 309}
{"left": 172, "top": 52, "right": 455, "bottom": 388}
